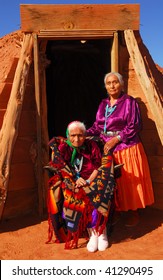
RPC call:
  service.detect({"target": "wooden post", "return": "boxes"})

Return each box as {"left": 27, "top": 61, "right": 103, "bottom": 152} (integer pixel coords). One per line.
{"left": 39, "top": 41, "right": 51, "bottom": 210}
{"left": 111, "top": 31, "right": 119, "bottom": 72}
{"left": 124, "top": 29, "right": 163, "bottom": 145}
{"left": 33, "top": 34, "right": 44, "bottom": 217}
{"left": 0, "top": 34, "right": 33, "bottom": 219}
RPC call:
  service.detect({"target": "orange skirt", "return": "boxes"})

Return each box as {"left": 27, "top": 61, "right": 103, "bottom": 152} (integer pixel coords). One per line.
{"left": 113, "top": 143, "right": 154, "bottom": 211}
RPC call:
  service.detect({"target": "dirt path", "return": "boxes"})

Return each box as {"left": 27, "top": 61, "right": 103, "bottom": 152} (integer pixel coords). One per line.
{"left": 0, "top": 207, "right": 163, "bottom": 260}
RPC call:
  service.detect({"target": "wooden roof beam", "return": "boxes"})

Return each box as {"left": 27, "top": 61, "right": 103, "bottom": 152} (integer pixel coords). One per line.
{"left": 20, "top": 4, "right": 140, "bottom": 33}
{"left": 124, "top": 29, "right": 163, "bottom": 145}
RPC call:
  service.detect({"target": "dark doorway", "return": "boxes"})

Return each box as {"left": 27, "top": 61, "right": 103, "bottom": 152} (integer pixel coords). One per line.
{"left": 45, "top": 39, "right": 111, "bottom": 139}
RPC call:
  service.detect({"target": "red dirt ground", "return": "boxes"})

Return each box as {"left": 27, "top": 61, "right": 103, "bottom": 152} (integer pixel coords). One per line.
{"left": 0, "top": 206, "right": 163, "bottom": 260}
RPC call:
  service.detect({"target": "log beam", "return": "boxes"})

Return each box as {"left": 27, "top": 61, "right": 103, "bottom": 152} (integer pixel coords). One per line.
{"left": 33, "top": 34, "right": 45, "bottom": 217}
{"left": 0, "top": 34, "right": 33, "bottom": 219}
{"left": 124, "top": 29, "right": 163, "bottom": 145}
{"left": 111, "top": 31, "right": 119, "bottom": 72}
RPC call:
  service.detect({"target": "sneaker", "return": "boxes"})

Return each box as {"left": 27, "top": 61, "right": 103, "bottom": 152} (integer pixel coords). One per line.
{"left": 98, "top": 233, "right": 109, "bottom": 251}
{"left": 87, "top": 235, "right": 98, "bottom": 252}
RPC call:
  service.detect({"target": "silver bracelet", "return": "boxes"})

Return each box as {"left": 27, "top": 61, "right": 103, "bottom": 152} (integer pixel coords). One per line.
{"left": 116, "top": 135, "right": 121, "bottom": 142}
{"left": 86, "top": 179, "right": 90, "bottom": 185}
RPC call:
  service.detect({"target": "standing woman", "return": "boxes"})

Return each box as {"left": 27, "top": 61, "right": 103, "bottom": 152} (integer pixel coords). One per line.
{"left": 87, "top": 72, "right": 154, "bottom": 226}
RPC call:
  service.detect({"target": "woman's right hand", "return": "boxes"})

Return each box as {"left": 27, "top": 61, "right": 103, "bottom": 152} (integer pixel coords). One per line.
{"left": 104, "top": 136, "right": 120, "bottom": 153}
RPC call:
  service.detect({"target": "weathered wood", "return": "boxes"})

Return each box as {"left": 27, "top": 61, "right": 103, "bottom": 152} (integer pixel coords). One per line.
{"left": 38, "top": 29, "right": 114, "bottom": 39}
{"left": 33, "top": 34, "right": 44, "bottom": 217}
{"left": 124, "top": 29, "right": 163, "bottom": 145}
{"left": 0, "top": 34, "right": 33, "bottom": 219}
{"left": 111, "top": 32, "right": 119, "bottom": 72}
{"left": 39, "top": 41, "right": 50, "bottom": 209}
{"left": 20, "top": 4, "right": 140, "bottom": 33}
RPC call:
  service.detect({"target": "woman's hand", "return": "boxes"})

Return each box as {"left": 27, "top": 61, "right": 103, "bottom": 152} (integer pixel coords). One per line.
{"left": 104, "top": 136, "right": 120, "bottom": 153}
{"left": 75, "top": 177, "right": 87, "bottom": 188}
{"left": 74, "top": 177, "right": 88, "bottom": 193}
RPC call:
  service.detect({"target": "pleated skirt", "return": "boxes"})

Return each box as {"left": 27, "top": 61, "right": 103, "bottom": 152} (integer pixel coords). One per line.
{"left": 113, "top": 142, "right": 154, "bottom": 211}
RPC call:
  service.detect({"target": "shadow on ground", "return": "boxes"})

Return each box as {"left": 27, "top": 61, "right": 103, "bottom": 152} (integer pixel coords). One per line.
{"left": 109, "top": 207, "right": 163, "bottom": 245}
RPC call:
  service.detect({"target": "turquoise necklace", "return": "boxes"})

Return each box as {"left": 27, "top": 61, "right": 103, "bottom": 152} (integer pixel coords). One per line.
{"left": 104, "top": 104, "right": 117, "bottom": 133}
{"left": 74, "top": 156, "right": 83, "bottom": 179}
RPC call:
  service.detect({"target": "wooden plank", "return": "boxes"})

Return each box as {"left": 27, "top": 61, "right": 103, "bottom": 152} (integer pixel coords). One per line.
{"left": 124, "top": 29, "right": 163, "bottom": 145}
{"left": 33, "top": 34, "right": 44, "bottom": 217}
{"left": 39, "top": 40, "right": 50, "bottom": 210}
{"left": 20, "top": 4, "right": 140, "bottom": 33}
{"left": 0, "top": 34, "right": 33, "bottom": 219}
{"left": 38, "top": 29, "right": 114, "bottom": 39}
{"left": 111, "top": 31, "right": 119, "bottom": 72}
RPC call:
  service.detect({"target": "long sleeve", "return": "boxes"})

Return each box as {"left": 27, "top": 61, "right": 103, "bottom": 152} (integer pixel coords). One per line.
{"left": 87, "top": 94, "right": 141, "bottom": 152}
{"left": 118, "top": 96, "right": 141, "bottom": 143}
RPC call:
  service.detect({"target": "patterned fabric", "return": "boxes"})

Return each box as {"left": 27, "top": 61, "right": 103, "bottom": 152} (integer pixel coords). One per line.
{"left": 46, "top": 137, "right": 115, "bottom": 249}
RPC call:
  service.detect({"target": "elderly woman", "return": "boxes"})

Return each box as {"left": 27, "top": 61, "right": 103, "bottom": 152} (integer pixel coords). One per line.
{"left": 47, "top": 121, "right": 115, "bottom": 252}
{"left": 87, "top": 72, "right": 154, "bottom": 226}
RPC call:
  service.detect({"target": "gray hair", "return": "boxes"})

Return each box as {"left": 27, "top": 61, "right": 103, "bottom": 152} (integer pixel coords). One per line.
{"left": 104, "top": 72, "right": 124, "bottom": 87}
{"left": 67, "top": 121, "right": 86, "bottom": 136}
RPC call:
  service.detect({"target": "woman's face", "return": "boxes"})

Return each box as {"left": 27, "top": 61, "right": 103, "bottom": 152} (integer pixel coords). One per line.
{"left": 68, "top": 127, "right": 86, "bottom": 147}
{"left": 105, "top": 74, "right": 123, "bottom": 98}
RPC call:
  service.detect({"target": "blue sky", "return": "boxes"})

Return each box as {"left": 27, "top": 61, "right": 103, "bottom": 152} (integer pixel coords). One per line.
{"left": 1, "top": 0, "right": 163, "bottom": 67}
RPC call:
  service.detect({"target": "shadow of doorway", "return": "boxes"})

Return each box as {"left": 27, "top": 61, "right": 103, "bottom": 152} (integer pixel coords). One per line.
{"left": 45, "top": 38, "right": 111, "bottom": 139}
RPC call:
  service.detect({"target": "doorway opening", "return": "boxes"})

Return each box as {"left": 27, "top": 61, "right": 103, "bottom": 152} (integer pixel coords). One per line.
{"left": 45, "top": 38, "right": 111, "bottom": 139}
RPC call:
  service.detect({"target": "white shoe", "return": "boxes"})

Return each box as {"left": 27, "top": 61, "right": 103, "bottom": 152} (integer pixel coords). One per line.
{"left": 87, "top": 229, "right": 98, "bottom": 252}
{"left": 98, "top": 233, "right": 109, "bottom": 251}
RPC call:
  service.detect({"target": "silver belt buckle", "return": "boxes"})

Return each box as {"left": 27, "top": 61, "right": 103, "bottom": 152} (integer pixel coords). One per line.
{"left": 106, "top": 131, "right": 114, "bottom": 136}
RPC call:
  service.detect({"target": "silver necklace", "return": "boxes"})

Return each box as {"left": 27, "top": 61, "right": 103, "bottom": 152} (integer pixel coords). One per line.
{"left": 74, "top": 156, "right": 83, "bottom": 178}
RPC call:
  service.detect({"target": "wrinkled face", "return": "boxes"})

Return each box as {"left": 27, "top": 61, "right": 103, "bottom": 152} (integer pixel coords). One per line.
{"left": 105, "top": 74, "right": 123, "bottom": 98}
{"left": 68, "top": 127, "right": 86, "bottom": 147}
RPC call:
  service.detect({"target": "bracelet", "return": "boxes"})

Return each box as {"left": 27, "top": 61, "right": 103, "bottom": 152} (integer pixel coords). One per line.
{"left": 86, "top": 179, "right": 90, "bottom": 185}
{"left": 116, "top": 135, "right": 121, "bottom": 142}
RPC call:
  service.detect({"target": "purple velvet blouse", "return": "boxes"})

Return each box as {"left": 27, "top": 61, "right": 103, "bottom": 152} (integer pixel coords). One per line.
{"left": 58, "top": 139, "right": 101, "bottom": 180}
{"left": 87, "top": 92, "right": 141, "bottom": 152}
